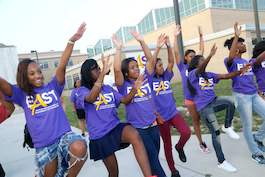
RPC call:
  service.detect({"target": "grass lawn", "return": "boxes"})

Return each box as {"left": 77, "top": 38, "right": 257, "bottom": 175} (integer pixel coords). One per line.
{"left": 64, "top": 79, "right": 263, "bottom": 135}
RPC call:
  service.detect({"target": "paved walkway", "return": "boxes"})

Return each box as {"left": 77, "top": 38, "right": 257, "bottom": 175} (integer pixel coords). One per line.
{"left": 0, "top": 108, "right": 264, "bottom": 177}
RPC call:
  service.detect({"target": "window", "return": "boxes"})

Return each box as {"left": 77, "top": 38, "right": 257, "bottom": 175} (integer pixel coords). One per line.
{"left": 54, "top": 59, "right": 73, "bottom": 68}
{"left": 39, "top": 61, "right": 49, "bottom": 70}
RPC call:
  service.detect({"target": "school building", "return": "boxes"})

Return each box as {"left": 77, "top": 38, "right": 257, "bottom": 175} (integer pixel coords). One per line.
{"left": 20, "top": 0, "right": 265, "bottom": 96}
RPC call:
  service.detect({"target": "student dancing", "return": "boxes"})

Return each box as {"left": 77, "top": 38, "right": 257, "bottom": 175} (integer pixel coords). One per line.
{"left": 224, "top": 22, "right": 265, "bottom": 166}
{"left": 78, "top": 53, "right": 156, "bottom": 177}
{"left": 0, "top": 23, "right": 88, "bottom": 177}
{"left": 188, "top": 43, "right": 250, "bottom": 172}
{"left": 174, "top": 24, "right": 210, "bottom": 153}
{"left": 112, "top": 31, "right": 166, "bottom": 177}
{"left": 152, "top": 33, "right": 191, "bottom": 177}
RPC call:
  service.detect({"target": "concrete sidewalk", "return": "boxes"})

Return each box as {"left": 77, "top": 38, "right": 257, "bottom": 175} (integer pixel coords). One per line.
{"left": 0, "top": 109, "right": 264, "bottom": 177}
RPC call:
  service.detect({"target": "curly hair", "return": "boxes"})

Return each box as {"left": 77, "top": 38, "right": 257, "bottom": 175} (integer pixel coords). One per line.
{"left": 224, "top": 37, "right": 245, "bottom": 50}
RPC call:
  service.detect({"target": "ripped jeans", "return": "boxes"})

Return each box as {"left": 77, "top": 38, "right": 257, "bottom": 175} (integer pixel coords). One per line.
{"left": 198, "top": 96, "right": 236, "bottom": 163}
{"left": 35, "top": 131, "right": 87, "bottom": 177}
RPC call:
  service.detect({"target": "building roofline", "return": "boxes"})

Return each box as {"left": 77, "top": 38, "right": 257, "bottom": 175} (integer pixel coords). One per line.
{"left": 18, "top": 49, "right": 80, "bottom": 55}
{"left": 29, "top": 53, "right": 89, "bottom": 60}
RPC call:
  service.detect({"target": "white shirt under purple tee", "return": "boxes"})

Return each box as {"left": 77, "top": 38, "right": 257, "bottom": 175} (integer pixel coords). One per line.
{"left": 78, "top": 85, "right": 122, "bottom": 140}
{"left": 69, "top": 88, "right": 83, "bottom": 109}
{"left": 188, "top": 70, "right": 220, "bottom": 112}
{"left": 177, "top": 59, "right": 194, "bottom": 101}
{"left": 152, "top": 69, "right": 178, "bottom": 121}
{"left": 224, "top": 57, "right": 256, "bottom": 94}
{"left": 117, "top": 68, "right": 156, "bottom": 128}
{"left": 249, "top": 58, "right": 265, "bottom": 92}
{"left": 4, "top": 77, "right": 71, "bottom": 148}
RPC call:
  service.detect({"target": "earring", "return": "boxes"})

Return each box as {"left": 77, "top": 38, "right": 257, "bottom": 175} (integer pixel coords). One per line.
{"left": 236, "top": 49, "right": 239, "bottom": 54}
{"left": 125, "top": 73, "right": 128, "bottom": 76}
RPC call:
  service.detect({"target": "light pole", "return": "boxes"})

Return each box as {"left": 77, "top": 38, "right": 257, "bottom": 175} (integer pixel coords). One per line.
{"left": 31, "top": 50, "right": 39, "bottom": 65}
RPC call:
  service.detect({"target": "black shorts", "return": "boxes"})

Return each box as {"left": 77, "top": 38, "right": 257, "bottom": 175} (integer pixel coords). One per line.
{"left": 76, "top": 109, "right": 85, "bottom": 119}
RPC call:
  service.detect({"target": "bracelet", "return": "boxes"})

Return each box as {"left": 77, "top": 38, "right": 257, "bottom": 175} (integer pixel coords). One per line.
{"left": 116, "top": 49, "right": 121, "bottom": 50}
{"left": 68, "top": 40, "right": 75, "bottom": 44}
{"left": 140, "top": 42, "right": 146, "bottom": 47}
{"left": 95, "top": 82, "right": 104, "bottom": 88}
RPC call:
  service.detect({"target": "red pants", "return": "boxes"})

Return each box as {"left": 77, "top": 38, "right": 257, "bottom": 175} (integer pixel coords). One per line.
{"left": 158, "top": 113, "right": 191, "bottom": 173}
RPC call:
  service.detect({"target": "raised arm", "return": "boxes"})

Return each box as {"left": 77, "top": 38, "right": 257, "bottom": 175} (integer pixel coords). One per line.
{"left": 195, "top": 43, "right": 217, "bottom": 76}
{"left": 226, "top": 22, "right": 241, "bottom": 66}
{"left": 254, "top": 51, "right": 265, "bottom": 68}
{"left": 165, "top": 36, "right": 174, "bottom": 74}
{"left": 129, "top": 30, "right": 154, "bottom": 75}
{"left": 197, "top": 25, "right": 204, "bottom": 56}
{"left": 84, "top": 54, "right": 112, "bottom": 103}
{"left": 111, "top": 34, "right": 124, "bottom": 87}
{"left": 56, "top": 22, "right": 86, "bottom": 86}
{"left": 153, "top": 33, "right": 166, "bottom": 66}
{"left": 120, "top": 73, "right": 147, "bottom": 105}
{"left": 217, "top": 62, "right": 252, "bottom": 80}
{"left": 0, "top": 91, "right": 15, "bottom": 117}
{"left": 173, "top": 25, "right": 182, "bottom": 65}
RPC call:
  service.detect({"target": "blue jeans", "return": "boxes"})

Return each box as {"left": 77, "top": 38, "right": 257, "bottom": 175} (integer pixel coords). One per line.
{"left": 35, "top": 132, "right": 87, "bottom": 177}
{"left": 233, "top": 92, "right": 265, "bottom": 156}
{"left": 199, "top": 96, "right": 235, "bottom": 163}
{"left": 136, "top": 125, "right": 166, "bottom": 177}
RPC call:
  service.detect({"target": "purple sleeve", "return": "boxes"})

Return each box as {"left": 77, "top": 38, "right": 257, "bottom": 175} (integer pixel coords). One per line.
{"left": 164, "top": 69, "right": 174, "bottom": 81}
{"left": 3, "top": 84, "right": 23, "bottom": 107}
{"left": 49, "top": 76, "right": 65, "bottom": 97}
{"left": 112, "top": 88, "right": 123, "bottom": 108}
{"left": 77, "top": 87, "right": 90, "bottom": 110}
{"left": 69, "top": 89, "right": 76, "bottom": 102}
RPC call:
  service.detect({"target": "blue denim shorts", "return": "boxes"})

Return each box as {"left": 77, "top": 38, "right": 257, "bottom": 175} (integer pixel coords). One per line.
{"left": 35, "top": 131, "right": 87, "bottom": 177}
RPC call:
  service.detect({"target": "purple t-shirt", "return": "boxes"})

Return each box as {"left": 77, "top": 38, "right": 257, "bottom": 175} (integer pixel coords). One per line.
{"left": 117, "top": 68, "right": 156, "bottom": 128}
{"left": 69, "top": 88, "right": 83, "bottom": 109}
{"left": 152, "top": 69, "right": 179, "bottom": 121}
{"left": 188, "top": 70, "right": 220, "bottom": 112}
{"left": 250, "top": 58, "right": 265, "bottom": 92}
{"left": 177, "top": 59, "right": 194, "bottom": 101}
{"left": 224, "top": 57, "right": 256, "bottom": 94}
{"left": 4, "top": 77, "right": 71, "bottom": 148}
{"left": 78, "top": 85, "right": 122, "bottom": 140}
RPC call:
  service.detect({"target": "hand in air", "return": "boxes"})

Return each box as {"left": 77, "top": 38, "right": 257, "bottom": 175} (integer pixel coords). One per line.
{"left": 210, "top": 43, "right": 217, "bottom": 57}
{"left": 70, "top": 22, "right": 86, "bottom": 42}
{"left": 111, "top": 34, "right": 123, "bottom": 49}
{"left": 157, "top": 33, "right": 166, "bottom": 48}
{"left": 165, "top": 36, "right": 171, "bottom": 47}
{"left": 129, "top": 30, "right": 144, "bottom": 44}
{"left": 101, "top": 53, "right": 112, "bottom": 75}
{"left": 234, "top": 22, "right": 241, "bottom": 37}
{"left": 173, "top": 25, "right": 181, "bottom": 37}
{"left": 197, "top": 25, "right": 203, "bottom": 36}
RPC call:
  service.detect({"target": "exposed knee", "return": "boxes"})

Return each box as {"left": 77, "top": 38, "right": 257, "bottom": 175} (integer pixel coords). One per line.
{"left": 69, "top": 140, "right": 87, "bottom": 158}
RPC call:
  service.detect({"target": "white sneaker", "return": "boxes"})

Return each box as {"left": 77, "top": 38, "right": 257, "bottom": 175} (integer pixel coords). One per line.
{"left": 217, "top": 160, "right": 237, "bottom": 172}
{"left": 222, "top": 125, "right": 240, "bottom": 139}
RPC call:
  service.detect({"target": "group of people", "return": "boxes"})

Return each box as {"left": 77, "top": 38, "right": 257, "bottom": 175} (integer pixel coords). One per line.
{"left": 0, "top": 21, "right": 265, "bottom": 177}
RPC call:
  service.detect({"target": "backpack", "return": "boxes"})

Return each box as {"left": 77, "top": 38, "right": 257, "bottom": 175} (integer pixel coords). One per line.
{"left": 23, "top": 124, "right": 34, "bottom": 150}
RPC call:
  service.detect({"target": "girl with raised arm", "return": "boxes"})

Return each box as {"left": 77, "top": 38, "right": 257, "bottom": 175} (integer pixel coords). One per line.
{"left": 112, "top": 31, "right": 166, "bottom": 177}
{"left": 0, "top": 23, "right": 88, "bottom": 177}
{"left": 188, "top": 43, "right": 250, "bottom": 172}
{"left": 78, "top": 54, "right": 155, "bottom": 177}
{"left": 174, "top": 25, "right": 210, "bottom": 153}
{"left": 224, "top": 22, "right": 265, "bottom": 166}
{"left": 152, "top": 34, "right": 191, "bottom": 177}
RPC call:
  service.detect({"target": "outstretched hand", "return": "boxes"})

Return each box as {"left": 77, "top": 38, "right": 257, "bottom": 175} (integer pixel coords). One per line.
{"left": 133, "top": 72, "right": 147, "bottom": 90}
{"left": 165, "top": 36, "right": 171, "bottom": 47}
{"left": 129, "top": 30, "right": 144, "bottom": 43}
{"left": 234, "top": 22, "right": 241, "bottom": 37}
{"left": 174, "top": 25, "right": 181, "bottom": 37}
{"left": 70, "top": 22, "right": 86, "bottom": 42}
{"left": 101, "top": 53, "right": 112, "bottom": 75}
{"left": 197, "top": 25, "right": 203, "bottom": 36}
{"left": 157, "top": 33, "right": 166, "bottom": 48}
{"left": 111, "top": 34, "right": 123, "bottom": 49}
{"left": 210, "top": 43, "right": 217, "bottom": 57}
{"left": 239, "top": 62, "right": 252, "bottom": 75}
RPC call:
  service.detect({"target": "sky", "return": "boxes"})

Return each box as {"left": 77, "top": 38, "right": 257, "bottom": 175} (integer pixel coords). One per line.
{"left": 0, "top": 0, "right": 174, "bottom": 54}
